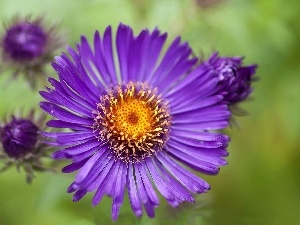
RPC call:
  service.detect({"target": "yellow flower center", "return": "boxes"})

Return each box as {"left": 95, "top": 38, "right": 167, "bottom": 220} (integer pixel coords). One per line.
{"left": 114, "top": 99, "right": 153, "bottom": 139}
{"left": 93, "top": 82, "right": 171, "bottom": 163}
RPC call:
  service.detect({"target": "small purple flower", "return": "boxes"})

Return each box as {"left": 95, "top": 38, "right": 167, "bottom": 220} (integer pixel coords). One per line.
{"left": 40, "top": 24, "right": 230, "bottom": 220}
{"left": 207, "top": 52, "right": 257, "bottom": 105}
{"left": 0, "top": 110, "right": 53, "bottom": 183}
{"left": 0, "top": 16, "right": 66, "bottom": 89}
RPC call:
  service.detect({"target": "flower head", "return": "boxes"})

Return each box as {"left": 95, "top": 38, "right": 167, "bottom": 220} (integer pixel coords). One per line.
{"left": 0, "top": 110, "right": 53, "bottom": 183}
{"left": 0, "top": 15, "right": 66, "bottom": 88}
{"left": 40, "top": 24, "right": 230, "bottom": 220}
{"left": 207, "top": 52, "right": 257, "bottom": 105}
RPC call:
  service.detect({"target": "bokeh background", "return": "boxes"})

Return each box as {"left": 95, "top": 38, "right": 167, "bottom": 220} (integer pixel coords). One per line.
{"left": 0, "top": 0, "right": 299, "bottom": 224}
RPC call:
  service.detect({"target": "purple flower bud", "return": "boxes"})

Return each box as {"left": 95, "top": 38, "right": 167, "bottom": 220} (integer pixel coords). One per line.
{"left": 0, "top": 111, "right": 54, "bottom": 183}
{"left": 3, "top": 21, "right": 47, "bottom": 61}
{"left": 0, "top": 16, "right": 66, "bottom": 89}
{"left": 207, "top": 52, "right": 257, "bottom": 104}
{"left": 1, "top": 117, "right": 38, "bottom": 159}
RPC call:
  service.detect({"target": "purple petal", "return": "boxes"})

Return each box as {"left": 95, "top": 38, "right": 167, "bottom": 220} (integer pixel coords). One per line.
{"left": 116, "top": 24, "right": 133, "bottom": 83}
{"left": 145, "top": 158, "right": 175, "bottom": 201}
{"left": 170, "top": 95, "right": 224, "bottom": 115}
{"left": 127, "top": 164, "right": 143, "bottom": 217}
{"left": 154, "top": 157, "right": 194, "bottom": 203}
{"left": 170, "top": 129, "right": 230, "bottom": 142}
{"left": 46, "top": 120, "right": 91, "bottom": 131}
{"left": 62, "top": 157, "right": 90, "bottom": 173}
{"left": 136, "top": 162, "right": 159, "bottom": 206}
{"left": 73, "top": 189, "right": 88, "bottom": 202}
{"left": 91, "top": 159, "right": 115, "bottom": 206}
{"left": 111, "top": 162, "right": 127, "bottom": 221}
{"left": 157, "top": 152, "right": 211, "bottom": 193}
{"left": 102, "top": 26, "right": 118, "bottom": 85}
{"left": 75, "top": 151, "right": 103, "bottom": 183}
{"left": 39, "top": 102, "right": 92, "bottom": 125}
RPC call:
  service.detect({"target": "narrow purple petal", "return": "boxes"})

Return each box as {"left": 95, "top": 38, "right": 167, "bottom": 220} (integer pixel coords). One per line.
{"left": 46, "top": 120, "right": 91, "bottom": 131}
{"left": 136, "top": 163, "right": 160, "bottom": 206}
{"left": 144, "top": 202, "right": 156, "bottom": 218}
{"left": 140, "top": 29, "right": 167, "bottom": 81}
{"left": 168, "top": 77, "right": 220, "bottom": 110}
{"left": 158, "top": 58, "right": 198, "bottom": 95}
{"left": 111, "top": 162, "right": 127, "bottom": 221}
{"left": 79, "top": 152, "right": 113, "bottom": 191}
{"left": 51, "top": 150, "right": 67, "bottom": 159}
{"left": 149, "top": 38, "right": 191, "bottom": 86}
{"left": 73, "top": 189, "right": 88, "bottom": 202}
{"left": 167, "top": 147, "right": 221, "bottom": 174}
{"left": 42, "top": 131, "right": 94, "bottom": 145}
{"left": 172, "top": 105, "right": 230, "bottom": 124}
{"left": 91, "top": 159, "right": 116, "bottom": 206}
{"left": 63, "top": 139, "right": 102, "bottom": 155}
{"left": 158, "top": 152, "right": 211, "bottom": 193}
{"left": 105, "top": 160, "right": 121, "bottom": 196}
{"left": 169, "top": 136, "right": 225, "bottom": 149}
{"left": 75, "top": 152, "right": 102, "bottom": 183}
{"left": 170, "top": 95, "right": 224, "bottom": 115}
{"left": 145, "top": 158, "right": 175, "bottom": 201}
{"left": 168, "top": 138, "right": 229, "bottom": 157}
{"left": 102, "top": 26, "right": 118, "bottom": 85}
{"left": 164, "top": 64, "right": 211, "bottom": 98}
{"left": 172, "top": 120, "right": 229, "bottom": 130}
{"left": 47, "top": 76, "right": 95, "bottom": 110}
{"left": 126, "top": 29, "right": 147, "bottom": 82}
{"left": 170, "top": 129, "right": 230, "bottom": 142}
{"left": 135, "top": 164, "right": 150, "bottom": 204}
{"left": 39, "top": 102, "right": 92, "bottom": 125}
{"left": 154, "top": 157, "right": 194, "bottom": 203}
{"left": 116, "top": 24, "right": 133, "bottom": 83}
{"left": 127, "top": 164, "right": 143, "bottom": 217}
{"left": 92, "top": 31, "right": 113, "bottom": 85}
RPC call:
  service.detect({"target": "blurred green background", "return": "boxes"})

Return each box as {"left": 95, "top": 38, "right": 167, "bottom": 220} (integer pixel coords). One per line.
{"left": 0, "top": 0, "right": 299, "bottom": 224}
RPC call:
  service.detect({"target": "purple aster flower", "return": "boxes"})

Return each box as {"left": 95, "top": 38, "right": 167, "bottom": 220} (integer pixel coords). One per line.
{"left": 0, "top": 15, "right": 66, "bottom": 89}
{"left": 0, "top": 110, "right": 53, "bottom": 183}
{"left": 40, "top": 24, "right": 230, "bottom": 220}
{"left": 206, "top": 52, "right": 257, "bottom": 106}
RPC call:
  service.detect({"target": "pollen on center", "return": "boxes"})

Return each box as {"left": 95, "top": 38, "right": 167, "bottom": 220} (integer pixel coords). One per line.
{"left": 114, "top": 99, "right": 153, "bottom": 139}
{"left": 93, "top": 82, "right": 171, "bottom": 163}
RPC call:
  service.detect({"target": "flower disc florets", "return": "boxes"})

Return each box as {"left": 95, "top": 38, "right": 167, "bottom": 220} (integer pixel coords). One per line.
{"left": 93, "top": 82, "right": 171, "bottom": 163}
